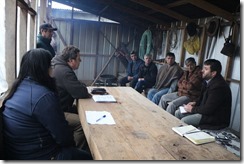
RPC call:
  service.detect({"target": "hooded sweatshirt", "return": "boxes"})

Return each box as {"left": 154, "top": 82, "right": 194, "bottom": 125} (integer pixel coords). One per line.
{"left": 51, "top": 55, "right": 90, "bottom": 113}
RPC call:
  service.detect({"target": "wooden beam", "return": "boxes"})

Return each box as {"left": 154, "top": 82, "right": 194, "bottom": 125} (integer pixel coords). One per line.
{"left": 165, "top": 0, "right": 190, "bottom": 8}
{"left": 146, "top": 0, "right": 190, "bottom": 19}
{"left": 17, "top": 0, "right": 37, "bottom": 16}
{"left": 131, "top": 0, "right": 190, "bottom": 22}
{"left": 99, "top": 0, "right": 168, "bottom": 25}
{"left": 187, "top": 0, "right": 234, "bottom": 21}
{"left": 225, "top": 24, "right": 238, "bottom": 80}
{"left": 198, "top": 26, "right": 207, "bottom": 65}
{"left": 179, "top": 26, "right": 187, "bottom": 66}
{"left": 52, "top": 0, "right": 148, "bottom": 28}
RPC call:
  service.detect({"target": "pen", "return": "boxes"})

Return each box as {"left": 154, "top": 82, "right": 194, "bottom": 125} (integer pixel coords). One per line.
{"left": 96, "top": 115, "right": 106, "bottom": 122}
{"left": 184, "top": 130, "right": 201, "bottom": 135}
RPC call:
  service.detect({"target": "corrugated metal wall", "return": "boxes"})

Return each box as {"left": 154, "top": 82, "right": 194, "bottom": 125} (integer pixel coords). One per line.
{"left": 52, "top": 10, "right": 240, "bottom": 133}
{"left": 52, "top": 14, "right": 140, "bottom": 82}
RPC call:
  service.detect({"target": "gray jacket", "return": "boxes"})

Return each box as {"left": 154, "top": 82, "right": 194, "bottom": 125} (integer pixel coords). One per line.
{"left": 51, "top": 55, "right": 90, "bottom": 113}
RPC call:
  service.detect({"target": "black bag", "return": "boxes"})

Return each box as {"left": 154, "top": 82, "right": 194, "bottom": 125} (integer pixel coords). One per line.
{"left": 221, "top": 24, "right": 235, "bottom": 57}
{"left": 91, "top": 88, "right": 107, "bottom": 95}
{"left": 221, "top": 38, "right": 235, "bottom": 57}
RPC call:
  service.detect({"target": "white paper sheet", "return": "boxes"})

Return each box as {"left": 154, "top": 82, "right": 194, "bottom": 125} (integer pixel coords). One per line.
{"left": 179, "top": 106, "right": 187, "bottom": 113}
{"left": 85, "top": 111, "right": 116, "bottom": 125}
{"left": 92, "top": 95, "right": 116, "bottom": 103}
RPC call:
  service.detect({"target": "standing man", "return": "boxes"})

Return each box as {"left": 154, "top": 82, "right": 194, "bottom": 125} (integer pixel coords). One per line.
{"left": 134, "top": 54, "right": 157, "bottom": 93}
{"left": 158, "top": 57, "right": 203, "bottom": 115}
{"left": 119, "top": 50, "right": 144, "bottom": 88}
{"left": 175, "top": 59, "right": 232, "bottom": 130}
{"left": 147, "top": 52, "right": 183, "bottom": 105}
{"left": 37, "top": 23, "right": 57, "bottom": 58}
{"left": 51, "top": 45, "right": 91, "bottom": 150}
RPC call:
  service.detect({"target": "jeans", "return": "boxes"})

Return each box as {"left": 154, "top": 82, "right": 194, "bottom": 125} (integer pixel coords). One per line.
{"left": 147, "top": 88, "right": 169, "bottom": 105}
{"left": 119, "top": 76, "right": 138, "bottom": 88}
{"left": 175, "top": 109, "right": 202, "bottom": 127}
{"left": 159, "top": 92, "right": 191, "bottom": 115}
{"left": 134, "top": 80, "right": 154, "bottom": 93}
{"left": 55, "top": 147, "right": 92, "bottom": 160}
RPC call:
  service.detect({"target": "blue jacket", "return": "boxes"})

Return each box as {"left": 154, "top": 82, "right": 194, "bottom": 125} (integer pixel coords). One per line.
{"left": 127, "top": 58, "right": 144, "bottom": 79}
{"left": 2, "top": 78, "right": 74, "bottom": 159}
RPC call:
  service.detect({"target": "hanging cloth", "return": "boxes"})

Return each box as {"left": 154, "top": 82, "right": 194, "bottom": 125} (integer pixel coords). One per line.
{"left": 139, "top": 29, "right": 152, "bottom": 60}
{"left": 183, "top": 35, "right": 200, "bottom": 55}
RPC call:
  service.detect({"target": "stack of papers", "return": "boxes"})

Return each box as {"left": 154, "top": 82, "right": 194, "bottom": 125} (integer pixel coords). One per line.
{"left": 172, "top": 125, "right": 215, "bottom": 145}
{"left": 92, "top": 95, "right": 116, "bottom": 103}
{"left": 85, "top": 111, "right": 116, "bottom": 125}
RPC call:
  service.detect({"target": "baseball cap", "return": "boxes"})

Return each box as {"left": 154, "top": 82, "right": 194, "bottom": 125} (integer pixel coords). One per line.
{"left": 39, "top": 23, "right": 57, "bottom": 32}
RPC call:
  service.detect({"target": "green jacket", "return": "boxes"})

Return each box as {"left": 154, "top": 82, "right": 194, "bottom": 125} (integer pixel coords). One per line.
{"left": 37, "top": 34, "right": 56, "bottom": 57}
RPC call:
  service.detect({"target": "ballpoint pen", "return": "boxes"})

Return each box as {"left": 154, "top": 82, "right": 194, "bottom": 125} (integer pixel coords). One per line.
{"left": 96, "top": 115, "right": 106, "bottom": 122}
{"left": 183, "top": 129, "right": 200, "bottom": 135}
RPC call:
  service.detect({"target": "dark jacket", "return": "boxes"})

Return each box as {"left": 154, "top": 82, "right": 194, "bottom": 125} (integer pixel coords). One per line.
{"left": 37, "top": 34, "right": 56, "bottom": 57}
{"left": 127, "top": 58, "right": 144, "bottom": 79}
{"left": 51, "top": 55, "right": 90, "bottom": 113}
{"left": 192, "top": 74, "right": 232, "bottom": 130}
{"left": 138, "top": 62, "right": 158, "bottom": 87}
{"left": 2, "top": 78, "right": 74, "bottom": 159}
{"left": 177, "top": 66, "right": 203, "bottom": 101}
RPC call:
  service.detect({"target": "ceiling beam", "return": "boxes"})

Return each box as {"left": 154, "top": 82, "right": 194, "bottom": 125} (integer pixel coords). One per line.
{"left": 52, "top": 0, "right": 137, "bottom": 26}
{"left": 98, "top": 0, "right": 168, "bottom": 25}
{"left": 165, "top": 0, "right": 190, "bottom": 8}
{"left": 187, "top": 0, "right": 234, "bottom": 21}
{"left": 131, "top": 0, "right": 190, "bottom": 22}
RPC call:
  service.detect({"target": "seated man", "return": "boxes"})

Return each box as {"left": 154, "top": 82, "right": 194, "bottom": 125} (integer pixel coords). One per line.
{"left": 175, "top": 59, "right": 232, "bottom": 130}
{"left": 119, "top": 51, "right": 144, "bottom": 88}
{"left": 134, "top": 54, "right": 157, "bottom": 93}
{"left": 158, "top": 57, "right": 203, "bottom": 115}
{"left": 51, "top": 45, "right": 92, "bottom": 151}
{"left": 147, "top": 52, "right": 183, "bottom": 105}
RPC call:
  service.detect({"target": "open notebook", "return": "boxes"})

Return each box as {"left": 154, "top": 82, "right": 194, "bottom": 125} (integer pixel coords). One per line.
{"left": 172, "top": 125, "right": 215, "bottom": 145}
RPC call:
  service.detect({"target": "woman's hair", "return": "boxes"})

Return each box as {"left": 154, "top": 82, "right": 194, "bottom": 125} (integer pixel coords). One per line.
{"left": 2, "top": 48, "right": 56, "bottom": 106}
{"left": 61, "top": 45, "right": 80, "bottom": 62}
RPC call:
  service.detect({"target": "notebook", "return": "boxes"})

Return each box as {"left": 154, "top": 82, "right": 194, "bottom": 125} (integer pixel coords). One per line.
{"left": 92, "top": 95, "right": 116, "bottom": 103}
{"left": 172, "top": 125, "right": 215, "bottom": 145}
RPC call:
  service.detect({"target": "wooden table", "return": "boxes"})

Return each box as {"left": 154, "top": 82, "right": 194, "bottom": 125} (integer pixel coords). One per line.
{"left": 77, "top": 87, "right": 240, "bottom": 160}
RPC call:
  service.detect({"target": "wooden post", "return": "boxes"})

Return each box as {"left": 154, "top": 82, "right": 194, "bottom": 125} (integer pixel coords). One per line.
{"left": 225, "top": 23, "right": 238, "bottom": 81}
{"left": 198, "top": 25, "right": 207, "bottom": 66}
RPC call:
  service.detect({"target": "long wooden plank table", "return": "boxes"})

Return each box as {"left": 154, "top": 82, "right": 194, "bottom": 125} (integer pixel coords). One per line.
{"left": 77, "top": 87, "right": 240, "bottom": 160}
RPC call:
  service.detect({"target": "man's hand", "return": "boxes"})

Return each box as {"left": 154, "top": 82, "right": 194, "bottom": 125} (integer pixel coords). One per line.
{"left": 183, "top": 103, "right": 194, "bottom": 113}
{"left": 87, "top": 93, "right": 92, "bottom": 98}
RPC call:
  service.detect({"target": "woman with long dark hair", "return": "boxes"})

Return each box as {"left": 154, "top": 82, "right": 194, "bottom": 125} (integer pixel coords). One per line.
{"left": 1, "top": 48, "right": 92, "bottom": 160}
